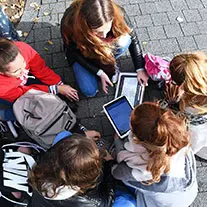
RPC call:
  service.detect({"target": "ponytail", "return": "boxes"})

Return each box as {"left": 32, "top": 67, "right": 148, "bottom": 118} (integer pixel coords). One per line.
{"left": 131, "top": 103, "right": 189, "bottom": 184}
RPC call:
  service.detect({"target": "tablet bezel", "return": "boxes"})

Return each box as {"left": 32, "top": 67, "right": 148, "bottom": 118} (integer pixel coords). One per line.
{"left": 103, "top": 96, "right": 133, "bottom": 139}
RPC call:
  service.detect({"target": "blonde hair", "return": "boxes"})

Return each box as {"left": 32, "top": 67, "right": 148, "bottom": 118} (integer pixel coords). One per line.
{"left": 61, "top": 0, "right": 131, "bottom": 66}
{"left": 170, "top": 51, "right": 207, "bottom": 113}
{"left": 130, "top": 102, "right": 189, "bottom": 184}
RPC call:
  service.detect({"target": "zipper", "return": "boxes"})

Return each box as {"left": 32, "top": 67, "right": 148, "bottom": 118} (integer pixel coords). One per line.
{"left": 38, "top": 106, "right": 68, "bottom": 136}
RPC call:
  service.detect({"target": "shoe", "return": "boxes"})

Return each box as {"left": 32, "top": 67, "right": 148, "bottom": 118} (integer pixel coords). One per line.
{"left": 112, "top": 65, "right": 120, "bottom": 84}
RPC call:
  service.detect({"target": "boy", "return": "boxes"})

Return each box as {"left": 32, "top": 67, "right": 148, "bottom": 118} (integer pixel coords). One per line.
{"left": 0, "top": 38, "right": 79, "bottom": 120}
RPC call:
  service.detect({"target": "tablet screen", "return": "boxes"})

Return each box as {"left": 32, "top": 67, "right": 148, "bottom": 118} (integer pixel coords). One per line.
{"left": 104, "top": 96, "right": 133, "bottom": 137}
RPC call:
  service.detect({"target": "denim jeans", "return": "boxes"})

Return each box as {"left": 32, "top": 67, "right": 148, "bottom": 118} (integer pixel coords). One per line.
{"left": 0, "top": 7, "right": 19, "bottom": 40}
{"left": 73, "top": 35, "right": 132, "bottom": 97}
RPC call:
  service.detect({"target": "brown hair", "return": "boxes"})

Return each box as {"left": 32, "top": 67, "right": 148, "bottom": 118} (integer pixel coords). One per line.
{"left": 29, "top": 134, "right": 103, "bottom": 198}
{"left": 169, "top": 52, "right": 207, "bottom": 113}
{"left": 61, "top": 0, "right": 131, "bottom": 66}
{"left": 130, "top": 102, "right": 189, "bottom": 184}
{"left": 0, "top": 38, "right": 19, "bottom": 72}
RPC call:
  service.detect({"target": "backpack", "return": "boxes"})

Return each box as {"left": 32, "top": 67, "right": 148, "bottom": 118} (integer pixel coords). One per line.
{"left": 144, "top": 53, "right": 171, "bottom": 82}
{"left": 13, "top": 89, "right": 76, "bottom": 149}
{"left": 0, "top": 141, "right": 45, "bottom": 206}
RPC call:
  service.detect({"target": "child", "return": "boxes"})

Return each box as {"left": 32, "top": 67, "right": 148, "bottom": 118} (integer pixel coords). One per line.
{"left": 169, "top": 52, "right": 207, "bottom": 160}
{"left": 28, "top": 133, "right": 116, "bottom": 207}
{"left": 0, "top": 38, "right": 79, "bottom": 121}
{"left": 61, "top": 0, "right": 148, "bottom": 96}
{"left": 112, "top": 102, "right": 198, "bottom": 207}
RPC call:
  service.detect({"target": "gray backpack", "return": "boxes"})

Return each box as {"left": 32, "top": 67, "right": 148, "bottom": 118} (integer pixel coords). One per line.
{"left": 13, "top": 89, "right": 76, "bottom": 149}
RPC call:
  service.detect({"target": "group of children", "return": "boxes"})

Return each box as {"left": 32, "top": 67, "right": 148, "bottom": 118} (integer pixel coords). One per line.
{"left": 1, "top": 0, "right": 207, "bottom": 206}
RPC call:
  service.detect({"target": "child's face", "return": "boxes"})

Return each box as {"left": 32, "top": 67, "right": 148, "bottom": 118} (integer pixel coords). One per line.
{"left": 2, "top": 52, "right": 26, "bottom": 78}
{"left": 92, "top": 20, "right": 113, "bottom": 39}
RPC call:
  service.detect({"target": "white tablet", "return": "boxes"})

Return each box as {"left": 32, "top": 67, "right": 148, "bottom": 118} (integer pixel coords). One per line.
{"left": 115, "top": 72, "right": 145, "bottom": 107}
{"left": 103, "top": 96, "right": 133, "bottom": 139}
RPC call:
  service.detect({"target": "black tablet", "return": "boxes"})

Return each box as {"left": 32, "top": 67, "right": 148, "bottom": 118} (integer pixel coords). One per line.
{"left": 103, "top": 96, "right": 133, "bottom": 138}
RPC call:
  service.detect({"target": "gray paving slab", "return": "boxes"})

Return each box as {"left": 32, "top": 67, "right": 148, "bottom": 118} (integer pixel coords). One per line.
{"left": 17, "top": 0, "right": 207, "bottom": 206}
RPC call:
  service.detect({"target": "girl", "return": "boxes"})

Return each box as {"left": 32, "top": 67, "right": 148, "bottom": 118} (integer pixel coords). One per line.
{"left": 28, "top": 133, "right": 116, "bottom": 207}
{"left": 169, "top": 52, "right": 207, "bottom": 160}
{"left": 112, "top": 102, "right": 198, "bottom": 207}
{"left": 61, "top": 0, "right": 148, "bottom": 97}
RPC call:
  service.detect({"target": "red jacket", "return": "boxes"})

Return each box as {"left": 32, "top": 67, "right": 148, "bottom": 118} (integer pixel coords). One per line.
{"left": 0, "top": 41, "right": 63, "bottom": 102}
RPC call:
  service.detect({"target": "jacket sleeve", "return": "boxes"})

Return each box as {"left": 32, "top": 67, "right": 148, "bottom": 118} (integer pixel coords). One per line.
{"left": 27, "top": 45, "right": 63, "bottom": 85}
{"left": 86, "top": 161, "right": 116, "bottom": 207}
{"left": 0, "top": 84, "right": 50, "bottom": 102}
{"left": 66, "top": 43, "right": 100, "bottom": 75}
{"left": 122, "top": 8, "right": 145, "bottom": 70}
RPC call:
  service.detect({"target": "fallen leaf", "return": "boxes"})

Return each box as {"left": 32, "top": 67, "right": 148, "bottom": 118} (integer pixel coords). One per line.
{"left": 142, "top": 41, "right": 148, "bottom": 45}
{"left": 33, "top": 17, "right": 39, "bottom": 23}
{"left": 43, "top": 11, "right": 51, "bottom": 16}
{"left": 30, "top": 2, "right": 40, "bottom": 10}
{"left": 48, "top": 40, "right": 53, "bottom": 45}
{"left": 23, "top": 32, "right": 29, "bottom": 37}
{"left": 44, "top": 47, "right": 49, "bottom": 51}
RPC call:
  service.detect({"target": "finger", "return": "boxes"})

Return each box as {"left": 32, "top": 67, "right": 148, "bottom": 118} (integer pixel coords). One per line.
{"left": 107, "top": 79, "right": 113, "bottom": 87}
{"left": 137, "top": 78, "right": 143, "bottom": 86}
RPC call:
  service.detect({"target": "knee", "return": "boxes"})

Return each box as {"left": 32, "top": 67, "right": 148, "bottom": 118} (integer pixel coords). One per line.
{"left": 81, "top": 86, "right": 98, "bottom": 97}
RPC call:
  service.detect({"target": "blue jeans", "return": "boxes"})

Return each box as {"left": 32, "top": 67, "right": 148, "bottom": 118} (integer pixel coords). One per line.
{"left": 0, "top": 7, "right": 19, "bottom": 40}
{"left": 73, "top": 35, "right": 132, "bottom": 97}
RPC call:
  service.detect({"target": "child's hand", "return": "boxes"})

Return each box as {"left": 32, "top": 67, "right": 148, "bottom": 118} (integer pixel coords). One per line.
{"left": 137, "top": 70, "right": 149, "bottom": 86}
{"left": 58, "top": 84, "right": 79, "bottom": 101}
{"left": 104, "top": 150, "right": 114, "bottom": 161}
{"left": 100, "top": 72, "right": 113, "bottom": 94}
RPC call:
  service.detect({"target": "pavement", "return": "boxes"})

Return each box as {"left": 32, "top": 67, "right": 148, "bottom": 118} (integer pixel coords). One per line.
{"left": 16, "top": 0, "right": 207, "bottom": 206}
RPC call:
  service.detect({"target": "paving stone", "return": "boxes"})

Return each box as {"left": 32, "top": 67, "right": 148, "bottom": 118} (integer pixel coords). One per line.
{"left": 164, "top": 24, "right": 183, "bottom": 38}
{"left": 194, "top": 34, "right": 207, "bottom": 49}
{"left": 53, "top": 52, "right": 68, "bottom": 68}
{"left": 186, "top": 0, "right": 204, "bottom": 9}
{"left": 177, "top": 36, "right": 198, "bottom": 51}
{"left": 76, "top": 100, "right": 90, "bottom": 119}
{"left": 135, "top": 15, "right": 153, "bottom": 27}
{"left": 151, "top": 13, "right": 170, "bottom": 26}
{"left": 181, "top": 22, "right": 200, "bottom": 36}
{"left": 63, "top": 67, "right": 76, "bottom": 84}
{"left": 51, "top": 26, "right": 62, "bottom": 39}
{"left": 135, "top": 27, "right": 150, "bottom": 42}
{"left": 124, "top": 4, "right": 141, "bottom": 16}
{"left": 42, "top": 14, "right": 59, "bottom": 27}
{"left": 88, "top": 96, "right": 108, "bottom": 117}
{"left": 24, "top": 30, "right": 34, "bottom": 44}
{"left": 167, "top": 11, "right": 186, "bottom": 24}
{"left": 201, "top": 0, "right": 207, "bottom": 7}
{"left": 196, "top": 167, "right": 207, "bottom": 192}
{"left": 199, "top": 8, "right": 207, "bottom": 20}
{"left": 80, "top": 117, "right": 103, "bottom": 135}
{"left": 119, "top": 58, "right": 134, "bottom": 72}
{"left": 197, "top": 21, "right": 207, "bottom": 34}
{"left": 38, "top": 4, "right": 50, "bottom": 17}
{"left": 34, "top": 27, "right": 51, "bottom": 41}
{"left": 148, "top": 26, "right": 167, "bottom": 40}
{"left": 142, "top": 40, "right": 163, "bottom": 54}
{"left": 42, "top": 0, "right": 57, "bottom": 4}
{"left": 139, "top": 2, "right": 157, "bottom": 15}
{"left": 170, "top": 0, "right": 188, "bottom": 10}
{"left": 155, "top": 0, "right": 173, "bottom": 12}
{"left": 183, "top": 9, "right": 202, "bottom": 22}
{"left": 160, "top": 38, "right": 180, "bottom": 54}
{"left": 129, "top": 0, "right": 144, "bottom": 3}
{"left": 49, "top": 2, "right": 66, "bottom": 14}
{"left": 190, "top": 192, "right": 207, "bottom": 207}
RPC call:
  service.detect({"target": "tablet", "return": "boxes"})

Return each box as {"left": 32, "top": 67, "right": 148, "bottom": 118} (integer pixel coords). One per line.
{"left": 103, "top": 96, "right": 133, "bottom": 139}
{"left": 115, "top": 72, "right": 145, "bottom": 106}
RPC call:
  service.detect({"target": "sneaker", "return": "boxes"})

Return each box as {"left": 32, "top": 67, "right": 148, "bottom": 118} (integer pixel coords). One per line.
{"left": 112, "top": 65, "right": 120, "bottom": 84}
